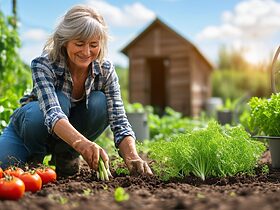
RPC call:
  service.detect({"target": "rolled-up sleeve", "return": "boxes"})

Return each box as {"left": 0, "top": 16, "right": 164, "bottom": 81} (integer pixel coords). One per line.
{"left": 31, "top": 57, "right": 68, "bottom": 133}
{"left": 102, "top": 62, "right": 136, "bottom": 147}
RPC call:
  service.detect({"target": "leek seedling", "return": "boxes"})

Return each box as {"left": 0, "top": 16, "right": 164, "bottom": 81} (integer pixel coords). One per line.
{"left": 97, "top": 158, "right": 113, "bottom": 181}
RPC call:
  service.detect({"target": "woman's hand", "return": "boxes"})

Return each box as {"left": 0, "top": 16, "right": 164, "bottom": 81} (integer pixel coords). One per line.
{"left": 124, "top": 156, "right": 153, "bottom": 176}
{"left": 118, "top": 136, "right": 153, "bottom": 176}
{"left": 53, "top": 119, "right": 109, "bottom": 171}
{"left": 72, "top": 139, "right": 109, "bottom": 171}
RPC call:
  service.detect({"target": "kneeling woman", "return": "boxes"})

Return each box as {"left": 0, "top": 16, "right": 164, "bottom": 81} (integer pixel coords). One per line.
{"left": 0, "top": 4, "right": 152, "bottom": 177}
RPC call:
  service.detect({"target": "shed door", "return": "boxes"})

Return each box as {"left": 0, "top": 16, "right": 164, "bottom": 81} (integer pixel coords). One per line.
{"left": 148, "top": 58, "right": 167, "bottom": 114}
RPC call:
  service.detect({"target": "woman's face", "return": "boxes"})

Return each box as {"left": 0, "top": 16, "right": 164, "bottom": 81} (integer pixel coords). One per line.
{"left": 66, "top": 37, "right": 101, "bottom": 70}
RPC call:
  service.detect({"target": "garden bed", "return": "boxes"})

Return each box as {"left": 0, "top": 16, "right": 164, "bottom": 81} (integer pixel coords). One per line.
{"left": 0, "top": 152, "right": 280, "bottom": 210}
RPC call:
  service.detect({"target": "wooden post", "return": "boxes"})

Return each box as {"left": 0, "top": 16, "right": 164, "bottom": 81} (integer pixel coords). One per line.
{"left": 12, "top": 0, "right": 17, "bottom": 29}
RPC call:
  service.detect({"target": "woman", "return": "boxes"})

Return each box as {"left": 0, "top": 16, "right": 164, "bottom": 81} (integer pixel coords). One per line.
{"left": 0, "top": 5, "right": 152, "bottom": 177}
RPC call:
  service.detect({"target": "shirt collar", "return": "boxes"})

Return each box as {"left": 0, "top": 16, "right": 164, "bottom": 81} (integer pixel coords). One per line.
{"left": 92, "top": 60, "right": 102, "bottom": 75}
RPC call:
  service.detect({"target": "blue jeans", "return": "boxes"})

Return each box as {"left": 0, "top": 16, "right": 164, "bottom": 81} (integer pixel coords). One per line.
{"left": 0, "top": 91, "right": 109, "bottom": 168}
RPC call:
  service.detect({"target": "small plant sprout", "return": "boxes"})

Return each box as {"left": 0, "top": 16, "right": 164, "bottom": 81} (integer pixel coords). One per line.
{"left": 115, "top": 167, "right": 130, "bottom": 176}
{"left": 114, "top": 187, "right": 129, "bottom": 202}
{"left": 261, "top": 165, "right": 269, "bottom": 174}
{"left": 82, "top": 188, "right": 92, "bottom": 196}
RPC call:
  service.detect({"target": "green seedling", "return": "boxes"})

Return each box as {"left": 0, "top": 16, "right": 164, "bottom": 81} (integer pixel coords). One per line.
{"left": 114, "top": 187, "right": 129, "bottom": 202}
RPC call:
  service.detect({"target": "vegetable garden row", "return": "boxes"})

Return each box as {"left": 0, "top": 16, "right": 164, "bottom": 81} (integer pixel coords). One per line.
{"left": 1, "top": 94, "right": 280, "bottom": 209}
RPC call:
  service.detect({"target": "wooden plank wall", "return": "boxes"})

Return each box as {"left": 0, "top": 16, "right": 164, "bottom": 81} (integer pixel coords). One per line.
{"left": 127, "top": 23, "right": 210, "bottom": 116}
{"left": 190, "top": 51, "right": 212, "bottom": 116}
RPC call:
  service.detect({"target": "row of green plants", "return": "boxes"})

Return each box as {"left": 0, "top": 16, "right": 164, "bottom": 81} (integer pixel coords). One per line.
{"left": 0, "top": 11, "right": 32, "bottom": 133}
{"left": 146, "top": 121, "right": 265, "bottom": 181}
{"left": 94, "top": 103, "right": 267, "bottom": 181}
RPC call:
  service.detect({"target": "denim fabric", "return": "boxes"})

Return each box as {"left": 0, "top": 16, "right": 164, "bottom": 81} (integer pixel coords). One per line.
{"left": 0, "top": 91, "right": 109, "bottom": 169}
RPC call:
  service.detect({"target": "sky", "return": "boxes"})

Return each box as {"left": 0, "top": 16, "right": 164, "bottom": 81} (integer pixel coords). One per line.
{"left": 1, "top": 0, "right": 280, "bottom": 67}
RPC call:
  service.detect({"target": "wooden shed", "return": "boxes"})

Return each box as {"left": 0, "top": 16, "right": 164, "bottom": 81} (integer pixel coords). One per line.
{"left": 121, "top": 18, "right": 213, "bottom": 116}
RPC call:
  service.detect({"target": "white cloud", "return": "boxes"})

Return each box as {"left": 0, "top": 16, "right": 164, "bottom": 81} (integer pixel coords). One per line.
{"left": 198, "top": 0, "right": 280, "bottom": 40}
{"left": 196, "top": 0, "right": 280, "bottom": 64}
{"left": 86, "top": 0, "right": 156, "bottom": 27}
{"left": 20, "top": 43, "right": 45, "bottom": 65}
{"left": 20, "top": 29, "right": 48, "bottom": 64}
{"left": 22, "top": 29, "right": 49, "bottom": 41}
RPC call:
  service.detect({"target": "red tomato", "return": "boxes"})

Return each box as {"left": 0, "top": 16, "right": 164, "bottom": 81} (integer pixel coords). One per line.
{"left": 4, "top": 167, "right": 24, "bottom": 178}
{"left": 36, "top": 167, "right": 57, "bottom": 185}
{"left": 0, "top": 176, "right": 25, "bottom": 200}
{"left": 0, "top": 168, "right": 3, "bottom": 178}
{"left": 19, "top": 171, "right": 42, "bottom": 193}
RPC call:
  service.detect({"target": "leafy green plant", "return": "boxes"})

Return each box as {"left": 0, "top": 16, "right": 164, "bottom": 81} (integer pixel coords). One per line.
{"left": 261, "top": 165, "right": 269, "bottom": 175}
{"left": 114, "top": 187, "right": 129, "bottom": 202}
{"left": 115, "top": 167, "right": 130, "bottom": 176}
{"left": 148, "top": 121, "right": 265, "bottom": 181}
{"left": 248, "top": 93, "right": 280, "bottom": 136}
{"left": 110, "top": 157, "right": 130, "bottom": 176}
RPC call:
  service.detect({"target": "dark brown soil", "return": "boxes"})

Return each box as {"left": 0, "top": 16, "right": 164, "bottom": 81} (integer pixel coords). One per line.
{"left": 1, "top": 151, "right": 280, "bottom": 210}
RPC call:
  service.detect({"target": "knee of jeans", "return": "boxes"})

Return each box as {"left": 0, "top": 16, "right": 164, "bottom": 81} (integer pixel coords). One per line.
{"left": 56, "top": 91, "right": 71, "bottom": 116}
{"left": 12, "top": 102, "right": 45, "bottom": 139}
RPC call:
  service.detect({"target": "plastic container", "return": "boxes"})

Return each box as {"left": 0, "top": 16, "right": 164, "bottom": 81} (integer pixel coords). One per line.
{"left": 126, "top": 112, "right": 149, "bottom": 141}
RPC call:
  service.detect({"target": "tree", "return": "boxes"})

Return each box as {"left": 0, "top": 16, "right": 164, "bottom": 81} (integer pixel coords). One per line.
{"left": 217, "top": 46, "right": 249, "bottom": 71}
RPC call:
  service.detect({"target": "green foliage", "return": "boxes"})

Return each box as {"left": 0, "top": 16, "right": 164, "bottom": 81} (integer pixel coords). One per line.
{"left": 125, "top": 102, "right": 146, "bottom": 113}
{"left": 115, "top": 167, "right": 130, "bottom": 176}
{"left": 248, "top": 93, "right": 280, "bottom": 136}
{"left": 148, "top": 121, "right": 265, "bottom": 181}
{"left": 115, "top": 65, "right": 128, "bottom": 104}
{"left": 213, "top": 46, "right": 270, "bottom": 101}
{"left": 212, "top": 69, "right": 270, "bottom": 101}
{"left": 95, "top": 129, "right": 118, "bottom": 157}
{"left": 218, "top": 46, "right": 250, "bottom": 71}
{"left": 148, "top": 107, "right": 208, "bottom": 141}
{"left": 0, "top": 10, "right": 32, "bottom": 133}
{"left": 261, "top": 165, "right": 269, "bottom": 175}
{"left": 218, "top": 98, "right": 238, "bottom": 111}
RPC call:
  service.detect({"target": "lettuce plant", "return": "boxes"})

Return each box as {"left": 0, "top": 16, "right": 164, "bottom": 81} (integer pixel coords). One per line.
{"left": 248, "top": 93, "right": 280, "bottom": 136}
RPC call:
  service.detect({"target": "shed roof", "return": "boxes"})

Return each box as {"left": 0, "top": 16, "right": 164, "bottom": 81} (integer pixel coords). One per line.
{"left": 121, "top": 17, "right": 213, "bottom": 69}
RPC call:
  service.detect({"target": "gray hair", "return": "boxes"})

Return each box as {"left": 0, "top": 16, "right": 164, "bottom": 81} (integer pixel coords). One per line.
{"left": 43, "top": 5, "right": 108, "bottom": 64}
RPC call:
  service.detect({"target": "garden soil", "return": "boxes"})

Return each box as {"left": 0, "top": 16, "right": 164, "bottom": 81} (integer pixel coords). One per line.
{"left": 1, "top": 151, "right": 280, "bottom": 210}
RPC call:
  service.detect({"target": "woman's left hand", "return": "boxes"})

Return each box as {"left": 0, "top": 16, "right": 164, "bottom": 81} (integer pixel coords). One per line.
{"left": 118, "top": 136, "right": 153, "bottom": 176}
{"left": 125, "top": 157, "right": 153, "bottom": 176}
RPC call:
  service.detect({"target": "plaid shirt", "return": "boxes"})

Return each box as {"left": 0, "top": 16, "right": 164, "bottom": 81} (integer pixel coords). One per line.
{"left": 20, "top": 55, "right": 135, "bottom": 147}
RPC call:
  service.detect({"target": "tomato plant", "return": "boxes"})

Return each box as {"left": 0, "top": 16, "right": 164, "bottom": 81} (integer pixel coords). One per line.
{"left": 19, "top": 171, "right": 42, "bottom": 193}
{"left": 36, "top": 167, "right": 57, "bottom": 185}
{"left": 4, "top": 166, "right": 24, "bottom": 177}
{"left": 0, "top": 176, "right": 25, "bottom": 200}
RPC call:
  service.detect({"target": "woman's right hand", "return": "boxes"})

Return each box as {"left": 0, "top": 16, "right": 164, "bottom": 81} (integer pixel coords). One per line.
{"left": 72, "top": 139, "right": 109, "bottom": 171}
{"left": 53, "top": 119, "right": 109, "bottom": 171}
